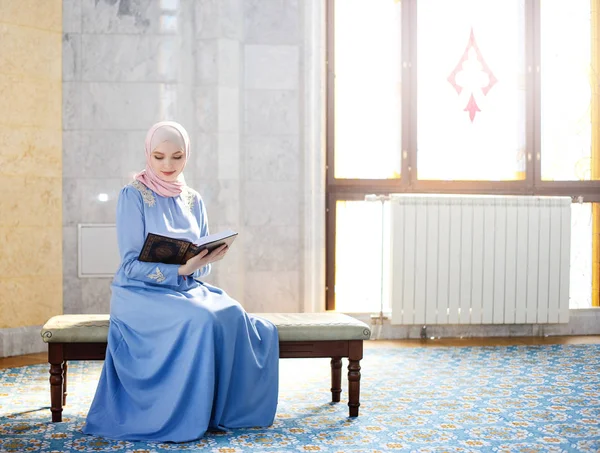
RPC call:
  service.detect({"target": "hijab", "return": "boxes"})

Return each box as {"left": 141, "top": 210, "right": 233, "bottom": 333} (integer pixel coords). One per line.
{"left": 134, "top": 121, "right": 190, "bottom": 197}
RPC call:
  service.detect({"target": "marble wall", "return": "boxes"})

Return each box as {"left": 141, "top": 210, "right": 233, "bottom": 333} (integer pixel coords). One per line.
{"left": 62, "top": 0, "right": 307, "bottom": 316}
{"left": 0, "top": 0, "right": 63, "bottom": 357}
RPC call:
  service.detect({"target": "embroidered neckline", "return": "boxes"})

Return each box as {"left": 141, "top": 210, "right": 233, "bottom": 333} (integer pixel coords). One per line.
{"left": 131, "top": 180, "right": 156, "bottom": 207}
{"left": 131, "top": 180, "right": 195, "bottom": 211}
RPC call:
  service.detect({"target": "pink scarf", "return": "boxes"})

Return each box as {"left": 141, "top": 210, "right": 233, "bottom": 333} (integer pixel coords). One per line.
{"left": 134, "top": 121, "right": 191, "bottom": 198}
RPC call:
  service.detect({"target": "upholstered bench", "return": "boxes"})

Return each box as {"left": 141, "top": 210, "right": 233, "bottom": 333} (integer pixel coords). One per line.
{"left": 41, "top": 313, "right": 371, "bottom": 422}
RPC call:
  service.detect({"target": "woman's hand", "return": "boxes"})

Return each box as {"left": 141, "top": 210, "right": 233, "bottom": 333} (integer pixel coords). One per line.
{"left": 178, "top": 244, "right": 228, "bottom": 275}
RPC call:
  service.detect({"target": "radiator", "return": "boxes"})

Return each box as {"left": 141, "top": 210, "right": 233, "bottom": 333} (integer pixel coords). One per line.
{"left": 388, "top": 195, "right": 572, "bottom": 325}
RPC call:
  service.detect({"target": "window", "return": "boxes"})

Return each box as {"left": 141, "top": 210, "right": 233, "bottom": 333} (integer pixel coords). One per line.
{"left": 333, "top": 0, "right": 402, "bottom": 179}
{"left": 540, "top": 0, "right": 597, "bottom": 181}
{"left": 327, "top": 0, "right": 600, "bottom": 312}
{"left": 417, "top": 0, "right": 526, "bottom": 181}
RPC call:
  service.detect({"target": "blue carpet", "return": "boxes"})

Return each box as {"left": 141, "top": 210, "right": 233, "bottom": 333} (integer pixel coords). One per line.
{"left": 1, "top": 344, "right": 600, "bottom": 452}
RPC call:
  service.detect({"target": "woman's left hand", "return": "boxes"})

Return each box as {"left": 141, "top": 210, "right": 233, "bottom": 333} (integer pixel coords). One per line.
{"left": 191, "top": 244, "right": 228, "bottom": 270}
{"left": 205, "top": 244, "right": 228, "bottom": 264}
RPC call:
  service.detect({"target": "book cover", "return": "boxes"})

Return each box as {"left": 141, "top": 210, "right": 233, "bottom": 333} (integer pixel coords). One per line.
{"left": 138, "top": 229, "right": 238, "bottom": 265}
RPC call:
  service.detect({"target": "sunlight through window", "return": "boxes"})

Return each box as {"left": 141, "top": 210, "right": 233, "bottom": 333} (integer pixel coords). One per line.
{"left": 334, "top": 200, "right": 392, "bottom": 313}
{"left": 416, "top": 0, "right": 527, "bottom": 181}
{"left": 540, "top": 0, "right": 594, "bottom": 181}
{"left": 334, "top": 0, "right": 402, "bottom": 179}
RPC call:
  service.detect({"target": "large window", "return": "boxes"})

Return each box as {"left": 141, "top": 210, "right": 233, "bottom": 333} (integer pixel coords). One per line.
{"left": 417, "top": 0, "right": 527, "bottom": 181}
{"left": 540, "top": 0, "right": 596, "bottom": 182}
{"left": 327, "top": 0, "right": 600, "bottom": 312}
{"left": 333, "top": 0, "right": 402, "bottom": 179}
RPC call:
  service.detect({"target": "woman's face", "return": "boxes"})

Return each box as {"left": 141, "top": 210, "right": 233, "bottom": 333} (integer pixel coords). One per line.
{"left": 149, "top": 141, "right": 187, "bottom": 182}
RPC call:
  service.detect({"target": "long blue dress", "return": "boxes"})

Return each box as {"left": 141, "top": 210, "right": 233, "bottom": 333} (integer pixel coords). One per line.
{"left": 82, "top": 181, "right": 279, "bottom": 442}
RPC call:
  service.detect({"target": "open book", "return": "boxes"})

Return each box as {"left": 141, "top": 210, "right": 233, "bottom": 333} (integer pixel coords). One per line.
{"left": 138, "top": 229, "right": 238, "bottom": 265}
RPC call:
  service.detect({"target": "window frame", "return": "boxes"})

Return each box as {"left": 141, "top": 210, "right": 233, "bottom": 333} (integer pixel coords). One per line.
{"left": 325, "top": 0, "right": 600, "bottom": 310}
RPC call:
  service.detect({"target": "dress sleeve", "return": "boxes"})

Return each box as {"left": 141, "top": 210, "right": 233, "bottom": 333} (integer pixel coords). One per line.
{"left": 117, "top": 186, "right": 182, "bottom": 286}
{"left": 193, "top": 193, "right": 212, "bottom": 279}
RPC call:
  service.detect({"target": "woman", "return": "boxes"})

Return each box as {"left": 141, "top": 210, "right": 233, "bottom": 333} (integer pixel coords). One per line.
{"left": 83, "top": 121, "right": 279, "bottom": 442}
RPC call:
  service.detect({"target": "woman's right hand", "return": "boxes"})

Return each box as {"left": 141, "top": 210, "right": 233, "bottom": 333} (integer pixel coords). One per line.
{"left": 178, "top": 244, "right": 228, "bottom": 275}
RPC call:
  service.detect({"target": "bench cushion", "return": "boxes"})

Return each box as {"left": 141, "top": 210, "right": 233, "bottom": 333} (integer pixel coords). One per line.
{"left": 258, "top": 313, "right": 371, "bottom": 341}
{"left": 41, "top": 314, "right": 109, "bottom": 343}
{"left": 41, "top": 313, "right": 371, "bottom": 343}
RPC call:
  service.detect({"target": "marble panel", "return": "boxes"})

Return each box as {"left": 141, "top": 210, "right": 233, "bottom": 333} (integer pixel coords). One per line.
{"left": 180, "top": 177, "right": 198, "bottom": 193}
{"left": 217, "top": 133, "right": 239, "bottom": 180}
{"left": 62, "top": 178, "right": 83, "bottom": 226}
{"left": 244, "top": 0, "right": 299, "bottom": 45}
{"left": 432, "top": 324, "right": 514, "bottom": 339}
{"left": 243, "top": 271, "right": 300, "bottom": 313}
{"left": 62, "top": 226, "right": 83, "bottom": 314}
{"left": 0, "top": 24, "right": 62, "bottom": 80}
{"left": 0, "top": 177, "right": 61, "bottom": 228}
{"left": 198, "top": 262, "right": 218, "bottom": 285}
{"left": 79, "top": 178, "right": 123, "bottom": 224}
{"left": 572, "top": 309, "right": 600, "bottom": 332}
{"left": 367, "top": 322, "right": 550, "bottom": 340}
{"left": 218, "top": 39, "right": 240, "bottom": 88}
{"left": 244, "top": 135, "right": 299, "bottom": 181}
{"left": 63, "top": 81, "right": 82, "bottom": 130}
{"left": 196, "top": 86, "right": 218, "bottom": 132}
{"left": 64, "top": 177, "right": 123, "bottom": 226}
{"left": 64, "top": 130, "right": 149, "bottom": 180}
{"left": 508, "top": 324, "right": 534, "bottom": 336}
{"left": 157, "top": 84, "right": 179, "bottom": 125}
{"left": 63, "top": 131, "right": 123, "bottom": 179}
{"left": 193, "top": 179, "right": 219, "bottom": 218}
{"left": 173, "top": 84, "right": 196, "bottom": 127}
{"left": 194, "top": 0, "right": 219, "bottom": 39}
{"left": 215, "top": 272, "right": 244, "bottom": 303}
{"left": 0, "top": 326, "right": 46, "bottom": 358}
{"left": 243, "top": 226, "right": 300, "bottom": 272}
{"left": 80, "top": 82, "right": 164, "bottom": 130}
{"left": 243, "top": 181, "right": 299, "bottom": 227}
{"left": 56, "top": 0, "right": 310, "bottom": 322}
{"left": 0, "top": 127, "right": 61, "bottom": 178}
{"left": 63, "top": 0, "right": 82, "bottom": 33}
{"left": 192, "top": 180, "right": 241, "bottom": 231}
{"left": 244, "top": 90, "right": 299, "bottom": 135}
{"left": 210, "top": 224, "right": 244, "bottom": 275}
{"left": 218, "top": 87, "right": 239, "bottom": 133}
{"left": 63, "top": 33, "right": 82, "bottom": 82}
{"left": 540, "top": 310, "right": 600, "bottom": 336}
{"left": 120, "top": 145, "right": 148, "bottom": 181}
{"left": 215, "top": 179, "right": 240, "bottom": 226}
{"left": 189, "top": 132, "right": 218, "bottom": 181}
{"left": 81, "top": 34, "right": 180, "bottom": 83}
{"left": 245, "top": 45, "right": 299, "bottom": 90}
{"left": 219, "top": 0, "right": 243, "bottom": 40}
{"left": 197, "top": 39, "right": 218, "bottom": 85}
{"left": 81, "top": 279, "right": 112, "bottom": 314}
{"left": 81, "top": 0, "right": 178, "bottom": 35}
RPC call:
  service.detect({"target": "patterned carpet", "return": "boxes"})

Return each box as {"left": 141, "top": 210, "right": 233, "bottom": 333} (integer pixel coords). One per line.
{"left": 1, "top": 345, "right": 600, "bottom": 452}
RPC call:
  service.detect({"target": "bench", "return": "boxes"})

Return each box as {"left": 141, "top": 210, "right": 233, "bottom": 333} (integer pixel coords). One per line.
{"left": 41, "top": 313, "right": 371, "bottom": 422}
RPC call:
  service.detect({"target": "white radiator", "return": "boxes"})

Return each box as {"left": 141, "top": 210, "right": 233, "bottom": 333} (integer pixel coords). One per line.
{"left": 388, "top": 195, "right": 572, "bottom": 325}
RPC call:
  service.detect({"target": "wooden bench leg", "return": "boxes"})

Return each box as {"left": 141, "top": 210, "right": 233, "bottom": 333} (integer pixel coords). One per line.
{"left": 63, "top": 361, "right": 68, "bottom": 406}
{"left": 330, "top": 357, "right": 342, "bottom": 403}
{"left": 48, "top": 344, "right": 64, "bottom": 422}
{"left": 347, "top": 340, "right": 363, "bottom": 417}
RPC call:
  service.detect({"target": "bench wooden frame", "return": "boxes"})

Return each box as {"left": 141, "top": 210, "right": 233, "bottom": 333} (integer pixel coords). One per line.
{"left": 48, "top": 339, "right": 363, "bottom": 422}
